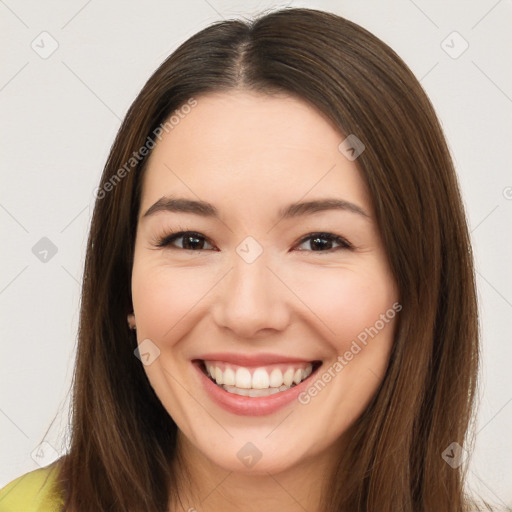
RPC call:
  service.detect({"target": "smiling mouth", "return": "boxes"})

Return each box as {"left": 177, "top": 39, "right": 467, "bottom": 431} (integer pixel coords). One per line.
{"left": 197, "top": 359, "right": 322, "bottom": 397}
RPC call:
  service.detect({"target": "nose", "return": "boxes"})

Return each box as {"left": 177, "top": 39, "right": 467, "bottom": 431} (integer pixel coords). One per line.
{"left": 211, "top": 254, "right": 291, "bottom": 339}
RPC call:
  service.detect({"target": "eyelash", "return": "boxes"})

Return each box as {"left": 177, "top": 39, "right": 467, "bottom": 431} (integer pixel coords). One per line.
{"left": 152, "top": 228, "right": 353, "bottom": 253}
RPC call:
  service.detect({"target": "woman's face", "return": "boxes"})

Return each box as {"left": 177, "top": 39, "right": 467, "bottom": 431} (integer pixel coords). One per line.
{"left": 131, "top": 90, "right": 399, "bottom": 475}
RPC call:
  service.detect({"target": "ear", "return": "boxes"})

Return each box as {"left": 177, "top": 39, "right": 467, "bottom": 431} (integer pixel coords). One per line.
{"left": 127, "top": 313, "right": 136, "bottom": 330}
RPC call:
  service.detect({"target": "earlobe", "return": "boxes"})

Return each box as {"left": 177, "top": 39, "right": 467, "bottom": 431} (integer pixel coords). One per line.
{"left": 127, "top": 313, "right": 136, "bottom": 330}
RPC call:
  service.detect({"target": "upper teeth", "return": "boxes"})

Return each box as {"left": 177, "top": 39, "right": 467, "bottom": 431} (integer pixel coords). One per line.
{"left": 204, "top": 362, "right": 313, "bottom": 389}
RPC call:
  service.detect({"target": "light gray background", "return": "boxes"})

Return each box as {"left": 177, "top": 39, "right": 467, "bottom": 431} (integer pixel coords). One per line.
{"left": 1, "top": 0, "right": 511, "bottom": 507}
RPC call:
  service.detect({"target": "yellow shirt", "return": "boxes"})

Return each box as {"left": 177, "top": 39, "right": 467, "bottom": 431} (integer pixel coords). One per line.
{"left": 0, "top": 461, "right": 64, "bottom": 512}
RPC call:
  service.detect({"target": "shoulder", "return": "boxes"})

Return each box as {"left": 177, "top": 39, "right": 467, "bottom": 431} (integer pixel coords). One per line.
{"left": 0, "top": 460, "right": 64, "bottom": 512}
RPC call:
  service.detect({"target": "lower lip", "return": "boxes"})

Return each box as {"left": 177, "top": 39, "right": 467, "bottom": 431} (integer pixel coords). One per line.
{"left": 192, "top": 360, "right": 321, "bottom": 416}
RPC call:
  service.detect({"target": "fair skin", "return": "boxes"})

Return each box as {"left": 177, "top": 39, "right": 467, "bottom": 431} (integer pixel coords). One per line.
{"left": 129, "top": 90, "right": 399, "bottom": 512}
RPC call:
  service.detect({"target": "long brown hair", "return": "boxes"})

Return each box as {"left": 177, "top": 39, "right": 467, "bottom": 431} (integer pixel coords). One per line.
{"left": 56, "top": 7, "right": 482, "bottom": 511}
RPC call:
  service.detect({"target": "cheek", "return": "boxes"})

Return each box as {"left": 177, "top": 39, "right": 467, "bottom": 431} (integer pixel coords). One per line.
{"left": 293, "top": 268, "right": 398, "bottom": 433}
{"left": 293, "top": 264, "right": 397, "bottom": 346}
{"left": 131, "top": 261, "right": 216, "bottom": 342}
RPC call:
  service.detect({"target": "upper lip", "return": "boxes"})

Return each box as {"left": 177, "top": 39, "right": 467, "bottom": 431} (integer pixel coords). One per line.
{"left": 193, "top": 352, "right": 320, "bottom": 367}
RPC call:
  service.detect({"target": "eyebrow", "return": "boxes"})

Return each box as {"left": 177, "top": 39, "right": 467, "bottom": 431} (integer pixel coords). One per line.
{"left": 142, "top": 196, "right": 370, "bottom": 220}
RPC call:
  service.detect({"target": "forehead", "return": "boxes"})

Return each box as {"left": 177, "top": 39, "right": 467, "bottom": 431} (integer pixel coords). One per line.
{"left": 139, "top": 90, "right": 371, "bottom": 219}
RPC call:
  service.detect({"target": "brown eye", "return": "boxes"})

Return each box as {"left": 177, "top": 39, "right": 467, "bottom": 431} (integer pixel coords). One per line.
{"left": 156, "top": 231, "right": 214, "bottom": 251}
{"left": 295, "top": 232, "right": 352, "bottom": 252}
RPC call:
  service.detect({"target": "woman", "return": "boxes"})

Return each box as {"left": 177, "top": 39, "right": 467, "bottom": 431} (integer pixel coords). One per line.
{"left": 0, "top": 7, "right": 487, "bottom": 511}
